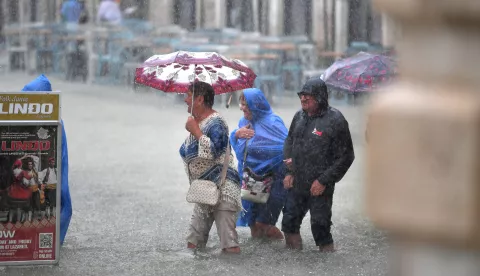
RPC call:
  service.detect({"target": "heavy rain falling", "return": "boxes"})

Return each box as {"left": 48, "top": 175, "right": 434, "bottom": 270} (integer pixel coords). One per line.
{"left": 4, "top": 0, "right": 468, "bottom": 275}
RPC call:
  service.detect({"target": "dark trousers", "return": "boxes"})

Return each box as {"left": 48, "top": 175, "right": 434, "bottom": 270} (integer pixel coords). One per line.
{"left": 281, "top": 189, "right": 334, "bottom": 246}
{"left": 46, "top": 188, "right": 56, "bottom": 207}
{"left": 31, "top": 191, "right": 41, "bottom": 211}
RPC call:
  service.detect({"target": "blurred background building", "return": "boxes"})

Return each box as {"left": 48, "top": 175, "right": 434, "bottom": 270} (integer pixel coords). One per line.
{"left": 0, "top": 0, "right": 400, "bottom": 97}
{"left": 0, "top": 0, "right": 399, "bottom": 53}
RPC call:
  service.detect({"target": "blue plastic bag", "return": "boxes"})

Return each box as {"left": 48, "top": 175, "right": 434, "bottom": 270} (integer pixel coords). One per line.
{"left": 22, "top": 74, "right": 72, "bottom": 245}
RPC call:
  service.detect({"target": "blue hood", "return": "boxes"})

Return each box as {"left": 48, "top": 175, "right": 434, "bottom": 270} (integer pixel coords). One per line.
{"left": 21, "top": 75, "right": 72, "bottom": 246}
{"left": 231, "top": 88, "right": 288, "bottom": 175}
{"left": 21, "top": 74, "right": 52, "bottom": 92}
{"left": 242, "top": 88, "right": 272, "bottom": 121}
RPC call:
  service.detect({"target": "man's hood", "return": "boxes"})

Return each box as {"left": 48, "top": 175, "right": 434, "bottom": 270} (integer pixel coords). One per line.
{"left": 21, "top": 74, "right": 52, "bottom": 92}
{"left": 297, "top": 77, "right": 329, "bottom": 109}
{"left": 243, "top": 88, "right": 272, "bottom": 121}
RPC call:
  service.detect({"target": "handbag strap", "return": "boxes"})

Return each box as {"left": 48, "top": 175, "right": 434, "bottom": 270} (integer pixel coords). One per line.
{"left": 242, "top": 138, "right": 249, "bottom": 168}
{"left": 241, "top": 124, "right": 252, "bottom": 169}
{"left": 219, "top": 141, "right": 231, "bottom": 188}
{"left": 186, "top": 139, "right": 231, "bottom": 188}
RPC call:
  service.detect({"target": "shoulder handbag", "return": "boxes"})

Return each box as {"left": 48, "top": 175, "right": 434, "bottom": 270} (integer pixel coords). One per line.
{"left": 240, "top": 139, "right": 272, "bottom": 204}
{"left": 186, "top": 142, "right": 231, "bottom": 206}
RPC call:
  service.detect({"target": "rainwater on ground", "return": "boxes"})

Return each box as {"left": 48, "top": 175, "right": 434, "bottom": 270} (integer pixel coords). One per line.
{"left": 0, "top": 73, "right": 387, "bottom": 276}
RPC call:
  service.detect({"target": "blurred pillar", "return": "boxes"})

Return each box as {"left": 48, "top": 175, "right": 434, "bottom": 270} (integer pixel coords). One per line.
{"left": 198, "top": 0, "right": 226, "bottom": 29}
{"left": 86, "top": 0, "right": 95, "bottom": 24}
{"left": 312, "top": 0, "right": 334, "bottom": 50}
{"left": 268, "top": 0, "right": 283, "bottom": 36}
{"left": 258, "top": 0, "right": 269, "bottom": 34}
{"left": 312, "top": 0, "right": 323, "bottom": 47}
{"left": 370, "top": 9, "right": 383, "bottom": 45}
{"left": 18, "top": 0, "right": 25, "bottom": 26}
{"left": 286, "top": 0, "right": 309, "bottom": 36}
{"left": 149, "top": 0, "right": 174, "bottom": 27}
{"left": 0, "top": 0, "right": 4, "bottom": 44}
{"left": 215, "top": 0, "right": 226, "bottom": 29}
{"left": 357, "top": 0, "right": 369, "bottom": 41}
{"left": 177, "top": 0, "right": 195, "bottom": 30}
{"left": 252, "top": 0, "right": 259, "bottom": 32}
{"left": 367, "top": 0, "right": 480, "bottom": 275}
{"left": 334, "top": 0, "right": 348, "bottom": 53}
{"left": 381, "top": 13, "right": 398, "bottom": 48}
{"left": 0, "top": 0, "right": 5, "bottom": 26}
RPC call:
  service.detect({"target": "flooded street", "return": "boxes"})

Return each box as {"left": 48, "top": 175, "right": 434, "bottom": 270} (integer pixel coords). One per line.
{"left": 0, "top": 73, "right": 387, "bottom": 276}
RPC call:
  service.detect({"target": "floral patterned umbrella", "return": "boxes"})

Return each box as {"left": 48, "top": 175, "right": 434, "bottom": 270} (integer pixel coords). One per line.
{"left": 134, "top": 51, "right": 257, "bottom": 95}
{"left": 322, "top": 52, "right": 397, "bottom": 93}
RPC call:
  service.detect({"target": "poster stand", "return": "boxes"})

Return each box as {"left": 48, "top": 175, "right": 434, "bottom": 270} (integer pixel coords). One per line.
{"left": 0, "top": 91, "right": 61, "bottom": 266}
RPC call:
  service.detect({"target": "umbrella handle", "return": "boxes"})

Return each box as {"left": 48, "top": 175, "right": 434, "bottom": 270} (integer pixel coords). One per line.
{"left": 226, "top": 94, "right": 233, "bottom": 109}
{"left": 191, "top": 85, "right": 194, "bottom": 116}
{"left": 191, "top": 64, "right": 196, "bottom": 116}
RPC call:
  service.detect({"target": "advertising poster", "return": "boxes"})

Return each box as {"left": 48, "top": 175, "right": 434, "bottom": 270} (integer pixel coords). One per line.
{"left": 0, "top": 93, "right": 61, "bottom": 265}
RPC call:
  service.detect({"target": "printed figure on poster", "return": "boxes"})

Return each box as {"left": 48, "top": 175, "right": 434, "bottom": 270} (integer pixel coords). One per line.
{"left": 0, "top": 125, "right": 59, "bottom": 262}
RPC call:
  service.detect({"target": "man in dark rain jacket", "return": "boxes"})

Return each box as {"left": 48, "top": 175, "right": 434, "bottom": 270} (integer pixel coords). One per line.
{"left": 282, "top": 77, "right": 355, "bottom": 252}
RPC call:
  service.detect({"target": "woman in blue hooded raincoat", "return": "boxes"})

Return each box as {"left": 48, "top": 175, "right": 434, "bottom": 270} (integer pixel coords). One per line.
{"left": 21, "top": 74, "right": 72, "bottom": 245}
{"left": 230, "top": 88, "right": 288, "bottom": 240}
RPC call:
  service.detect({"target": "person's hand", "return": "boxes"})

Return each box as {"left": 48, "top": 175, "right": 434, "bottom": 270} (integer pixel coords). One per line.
{"left": 284, "top": 158, "right": 293, "bottom": 170}
{"left": 235, "top": 124, "right": 255, "bottom": 139}
{"left": 185, "top": 116, "right": 202, "bottom": 139}
{"left": 310, "top": 180, "right": 326, "bottom": 196}
{"left": 284, "top": 175, "right": 294, "bottom": 189}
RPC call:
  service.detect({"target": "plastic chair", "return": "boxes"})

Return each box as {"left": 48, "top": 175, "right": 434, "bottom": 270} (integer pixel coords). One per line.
{"left": 254, "top": 49, "right": 284, "bottom": 101}
{"left": 95, "top": 31, "right": 133, "bottom": 84}
{"left": 298, "top": 43, "right": 327, "bottom": 85}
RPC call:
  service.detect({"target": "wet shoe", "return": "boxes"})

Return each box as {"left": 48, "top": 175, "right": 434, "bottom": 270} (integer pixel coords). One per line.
{"left": 250, "top": 224, "right": 263, "bottom": 239}
{"left": 285, "top": 233, "right": 303, "bottom": 250}
{"left": 253, "top": 222, "right": 284, "bottom": 241}
{"left": 252, "top": 222, "right": 269, "bottom": 239}
{"left": 265, "top": 225, "right": 284, "bottom": 241}
{"left": 222, "top": 247, "right": 241, "bottom": 254}
{"left": 319, "top": 243, "right": 335, "bottom": 253}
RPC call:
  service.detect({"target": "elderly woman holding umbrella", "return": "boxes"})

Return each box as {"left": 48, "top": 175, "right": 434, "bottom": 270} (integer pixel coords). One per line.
{"left": 180, "top": 81, "right": 242, "bottom": 253}
{"left": 135, "top": 51, "right": 257, "bottom": 253}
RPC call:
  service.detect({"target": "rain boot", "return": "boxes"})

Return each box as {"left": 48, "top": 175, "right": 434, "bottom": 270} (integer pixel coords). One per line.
{"left": 222, "top": 246, "right": 241, "bottom": 254}
{"left": 319, "top": 243, "right": 335, "bottom": 253}
{"left": 255, "top": 222, "right": 284, "bottom": 240}
{"left": 285, "top": 233, "right": 303, "bottom": 250}
{"left": 250, "top": 223, "right": 263, "bottom": 239}
{"left": 265, "top": 225, "right": 284, "bottom": 240}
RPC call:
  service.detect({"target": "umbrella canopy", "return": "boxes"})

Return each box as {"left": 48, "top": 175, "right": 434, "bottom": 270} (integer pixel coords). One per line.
{"left": 135, "top": 51, "right": 257, "bottom": 95}
{"left": 322, "top": 52, "right": 397, "bottom": 93}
